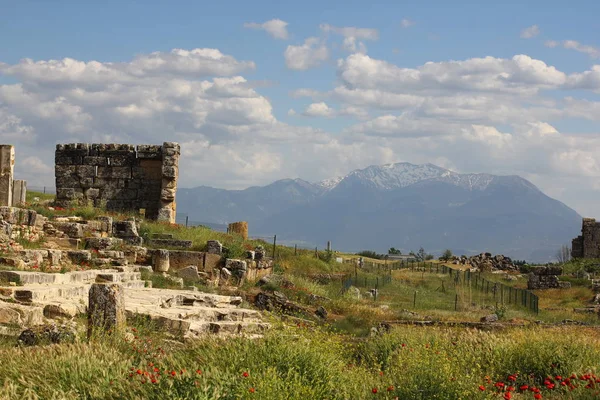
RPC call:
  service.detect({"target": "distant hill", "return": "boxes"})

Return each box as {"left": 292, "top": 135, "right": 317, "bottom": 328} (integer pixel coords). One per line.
{"left": 176, "top": 163, "right": 581, "bottom": 262}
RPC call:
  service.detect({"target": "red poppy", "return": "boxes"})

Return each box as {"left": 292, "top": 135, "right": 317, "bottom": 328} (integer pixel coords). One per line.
{"left": 519, "top": 385, "right": 528, "bottom": 391}
{"left": 478, "top": 385, "right": 485, "bottom": 391}
{"left": 371, "top": 388, "right": 378, "bottom": 394}
{"left": 249, "top": 387, "right": 255, "bottom": 393}
{"left": 242, "top": 371, "right": 249, "bottom": 378}
{"left": 387, "top": 386, "right": 394, "bottom": 392}
{"left": 534, "top": 394, "right": 542, "bottom": 400}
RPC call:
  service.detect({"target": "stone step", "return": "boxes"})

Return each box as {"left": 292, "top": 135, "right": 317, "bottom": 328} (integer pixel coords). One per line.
{"left": 147, "top": 239, "right": 193, "bottom": 248}
{"left": 124, "top": 288, "right": 242, "bottom": 308}
{"left": 124, "top": 303, "right": 261, "bottom": 323}
{"left": 0, "top": 269, "right": 143, "bottom": 286}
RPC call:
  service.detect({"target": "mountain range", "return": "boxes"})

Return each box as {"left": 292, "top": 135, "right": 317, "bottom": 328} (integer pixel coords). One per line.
{"left": 176, "top": 163, "right": 582, "bottom": 262}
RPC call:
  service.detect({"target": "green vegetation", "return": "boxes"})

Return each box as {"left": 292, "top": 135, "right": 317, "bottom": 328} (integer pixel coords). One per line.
{"left": 1, "top": 324, "right": 599, "bottom": 399}
{"left": 0, "top": 195, "right": 599, "bottom": 398}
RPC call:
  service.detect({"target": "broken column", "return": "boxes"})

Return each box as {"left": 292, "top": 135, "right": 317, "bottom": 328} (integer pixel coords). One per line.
{"left": 0, "top": 145, "right": 15, "bottom": 207}
{"left": 228, "top": 221, "right": 248, "bottom": 240}
{"left": 88, "top": 281, "right": 126, "bottom": 338}
{"left": 158, "top": 142, "right": 180, "bottom": 224}
{"left": 153, "top": 249, "right": 170, "bottom": 273}
{"left": 12, "top": 180, "right": 26, "bottom": 206}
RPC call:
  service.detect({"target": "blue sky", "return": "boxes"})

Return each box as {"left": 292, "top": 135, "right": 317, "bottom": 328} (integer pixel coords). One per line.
{"left": 1, "top": 0, "right": 600, "bottom": 216}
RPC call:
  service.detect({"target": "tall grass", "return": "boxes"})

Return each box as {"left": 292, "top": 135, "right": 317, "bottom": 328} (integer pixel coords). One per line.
{"left": 0, "top": 324, "right": 599, "bottom": 399}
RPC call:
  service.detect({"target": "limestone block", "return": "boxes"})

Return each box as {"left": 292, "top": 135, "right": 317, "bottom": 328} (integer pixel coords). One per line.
{"left": 0, "top": 206, "right": 19, "bottom": 224}
{"left": 84, "top": 188, "right": 100, "bottom": 199}
{"left": 66, "top": 250, "right": 92, "bottom": 264}
{"left": 168, "top": 250, "right": 204, "bottom": 270}
{"left": 203, "top": 253, "right": 223, "bottom": 272}
{"left": 75, "top": 165, "right": 96, "bottom": 178}
{"left": 225, "top": 259, "right": 247, "bottom": 271}
{"left": 153, "top": 249, "right": 170, "bottom": 273}
{"left": 83, "top": 156, "right": 109, "bottom": 166}
{"left": 97, "top": 166, "right": 132, "bottom": 179}
{"left": 161, "top": 165, "right": 178, "bottom": 179}
{"left": 0, "top": 145, "right": 14, "bottom": 207}
{"left": 56, "top": 188, "right": 84, "bottom": 201}
{"left": 177, "top": 265, "right": 201, "bottom": 282}
{"left": 88, "top": 283, "right": 126, "bottom": 338}
{"left": 108, "top": 154, "right": 136, "bottom": 166}
{"left": 55, "top": 165, "right": 78, "bottom": 177}
{"left": 160, "top": 188, "right": 176, "bottom": 201}
{"left": 86, "top": 237, "right": 124, "bottom": 250}
{"left": 44, "top": 303, "right": 79, "bottom": 319}
{"left": 12, "top": 180, "right": 26, "bottom": 206}
{"left": 55, "top": 176, "right": 80, "bottom": 188}
{"left": 206, "top": 240, "right": 222, "bottom": 255}
{"left": 53, "top": 222, "right": 84, "bottom": 238}
{"left": 113, "top": 220, "right": 139, "bottom": 237}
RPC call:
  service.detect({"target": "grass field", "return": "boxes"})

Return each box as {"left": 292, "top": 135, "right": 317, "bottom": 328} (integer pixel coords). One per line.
{"left": 1, "top": 192, "right": 598, "bottom": 398}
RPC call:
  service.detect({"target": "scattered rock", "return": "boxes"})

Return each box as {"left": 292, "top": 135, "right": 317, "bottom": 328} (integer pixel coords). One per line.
{"left": 480, "top": 314, "right": 499, "bottom": 323}
{"left": 18, "top": 323, "right": 77, "bottom": 346}
{"left": 177, "top": 265, "right": 201, "bottom": 282}
{"left": 315, "top": 306, "right": 328, "bottom": 319}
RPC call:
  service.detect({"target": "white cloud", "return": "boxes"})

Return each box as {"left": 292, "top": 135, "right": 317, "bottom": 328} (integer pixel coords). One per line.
{"left": 400, "top": 19, "right": 415, "bottom": 28}
{"left": 520, "top": 25, "right": 540, "bottom": 39}
{"left": 287, "top": 108, "right": 297, "bottom": 116}
{"left": 303, "top": 102, "right": 335, "bottom": 117}
{"left": 320, "top": 23, "right": 378, "bottom": 54}
{"left": 284, "top": 37, "right": 329, "bottom": 70}
{"left": 319, "top": 24, "right": 378, "bottom": 40}
{"left": 244, "top": 19, "right": 289, "bottom": 40}
{"left": 545, "top": 39, "right": 600, "bottom": 59}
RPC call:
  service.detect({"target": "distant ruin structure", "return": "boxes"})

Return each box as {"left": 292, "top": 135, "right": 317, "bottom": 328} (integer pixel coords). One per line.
{"left": 55, "top": 142, "right": 179, "bottom": 223}
{"left": 571, "top": 218, "right": 600, "bottom": 259}
{"left": 0, "top": 145, "right": 27, "bottom": 207}
{"left": 227, "top": 221, "right": 248, "bottom": 240}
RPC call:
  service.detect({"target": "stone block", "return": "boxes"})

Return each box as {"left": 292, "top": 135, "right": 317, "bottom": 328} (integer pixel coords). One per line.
{"left": 151, "top": 233, "right": 174, "bottom": 239}
{"left": 225, "top": 259, "right": 247, "bottom": 271}
{"left": 86, "top": 237, "right": 124, "bottom": 250}
{"left": 84, "top": 188, "right": 100, "bottom": 199}
{"left": 147, "top": 239, "right": 192, "bottom": 248}
{"left": 152, "top": 249, "right": 170, "bottom": 273}
{"left": 161, "top": 165, "right": 178, "bottom": 179}
{"left": 88, "top": 283, "right": 126, "bottom": 338}
{"left": 206, "top": 240, "right": 222, "bottom": 255}
{"left": 168, "top": 250, "right": 204, "bottom": 270}
{"left": 75, "top": 165, "right": 96, "bottom": 178}
{"left": 12, "top": 180, "right": 26, "bottom": 206}
{"left": 66, "top": 250, "right": 92, "bottom": 264}
{"left": 56, "top": 188, "right": 84, "bottom": 201}
{"left": 177, "top": 265, "right": 201, "bottom": 282}
{"left": 160, "top": 188, "right": 176, "bottom": 201}
{"left": 53, "top": 221, "right": 84, "bottom": 238}
{"left": 203, "top": 253, "right": 222, "bottom": 271}
{"left": 83, "top": 156, "right": 109, "bottom": 166}
{"left": 97, "top": 166, "right": 131, "bottom": 179}
{"left": 55, "top": 155, "right": 80, "bottom": 165}
{"left": 108, "top": 154, "right": 136, "bottom": 167}
{"left": 55, "top": 175, "right": 80, "bottom": 188}
{"left": 0, "top": 145, "right": 14, "bottom": 207}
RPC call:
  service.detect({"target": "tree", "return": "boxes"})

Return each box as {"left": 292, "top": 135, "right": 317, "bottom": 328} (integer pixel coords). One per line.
{"left": 388, "top": 247, "right": 402, "bottom": 255}
{"left": 416, "top": 247, "right": 426, "bottom": 262}
{"left": 439, "top": 249, "right": 453, "bottom": 261}
{"left": 556, "top": 244, "right": 571, "bottom": 264}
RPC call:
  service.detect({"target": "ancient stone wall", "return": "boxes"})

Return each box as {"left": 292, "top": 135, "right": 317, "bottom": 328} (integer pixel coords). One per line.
{"left": 55, "top": 142, "right": 179, "bottom": 223}
{"left": 572, "top": 218, "right": 600, "bottom": 259}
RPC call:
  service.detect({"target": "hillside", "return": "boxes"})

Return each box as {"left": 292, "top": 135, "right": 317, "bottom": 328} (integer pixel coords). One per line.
{"left": 177, "top": 163, "right": 582, "bottom": 262}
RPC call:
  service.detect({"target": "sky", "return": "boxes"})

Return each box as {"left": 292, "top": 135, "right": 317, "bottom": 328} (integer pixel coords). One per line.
{"left": 1, "top": 0, "right": 600, "bottom": 217}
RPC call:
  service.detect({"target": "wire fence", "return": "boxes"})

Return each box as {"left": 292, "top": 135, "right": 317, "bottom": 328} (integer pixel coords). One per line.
{"left": 340, "top": 258, "right": 539, "bottom": 314}
{"left": 28, "top": 186, "right": 56, "bottom": 194}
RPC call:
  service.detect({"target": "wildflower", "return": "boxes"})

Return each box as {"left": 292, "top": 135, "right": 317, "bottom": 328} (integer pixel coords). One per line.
{"left": 387, "top": 386, "right": 394, "bottom": 392}
{"left": 170, "top": 370, "right": 176, "bottom": 377}
{"left": 136, "top": 369, "right": 143, "bottom": 375}
{"left": 379, "top": 371, "right": 384, "bottom": 376}
{"left": 196, "top": 369, "right": 202, "bottom": 375}
{"left": 519, "top": 385, "right": 529, "bottom": 391}
{"left": 503, "top": 392, "right": 511, "bottom": 400}
{"left": 534, "top": 394, "right": 542, "bottom": 400}
{"left": 242, "top": 371, "right": 249, "bottom": 378}
{"left": 555, "top": 376, "right": 562, "bottom": 381}
{"left": 478, "top": 385, "right": 485, "bottom": 391}
{"left": 249, "top": 387, "right": 255, "bottom": 393}
{"left": 371, "top": 387, "right": 378, "bottom": 394}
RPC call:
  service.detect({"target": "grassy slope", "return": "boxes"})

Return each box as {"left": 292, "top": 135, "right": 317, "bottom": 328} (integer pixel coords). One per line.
{"left": 1, "top": 192, "right": 599, "bottom": 398}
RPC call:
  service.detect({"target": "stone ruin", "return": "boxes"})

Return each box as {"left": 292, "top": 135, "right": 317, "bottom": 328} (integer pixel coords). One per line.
{"left": 572, "top": 218, "right": 600, "bottom": 259}
{"left": 452, "top": 252, "right": 518, "bottom": 271}
{"left": 0, "top": 202, "right": 272, "bottom": 340}
{"left": 0, "top": 145, "right": 28, "bottom": 207}
{"left": 527, "top": 266, "right": 571, "bottom": 290}
{"left": 54, "top": 142, "right": 179, "bottom": 223}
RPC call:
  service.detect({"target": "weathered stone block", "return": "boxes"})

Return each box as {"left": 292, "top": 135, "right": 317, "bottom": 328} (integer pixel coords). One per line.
{"left": 97, "top": 166, "right": 131, "bottom": 179}
{"left": 147, "top": 239, "right": 192, "bottom": 248}
{"left": 161, "top": 165, "right": 178, "bottom": 179}
{"left": 177, "top": 265, "right": 201, "bottom": 282}
{"left": 88, "top": 283, "right": 126, "bottom": 338}
{"left": 206, "top": 240, "right": 222, "bottom": 255}
{"left": 83, "top": 156, "right": 109, "bottom": 166}
{"left": 86, "top": 237, "right": 124, "bottom": 250}
{"left": 152, "top": 249, "right": 169, "bottom": 272}
{"left": 112, "top": 220, "right": 138, "bottom": 237}
{"left": 228, "top": 221, "right": 248, "bottom": 240}
{"left": 66, "top": 250, "right": 92, "bottom": 264}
